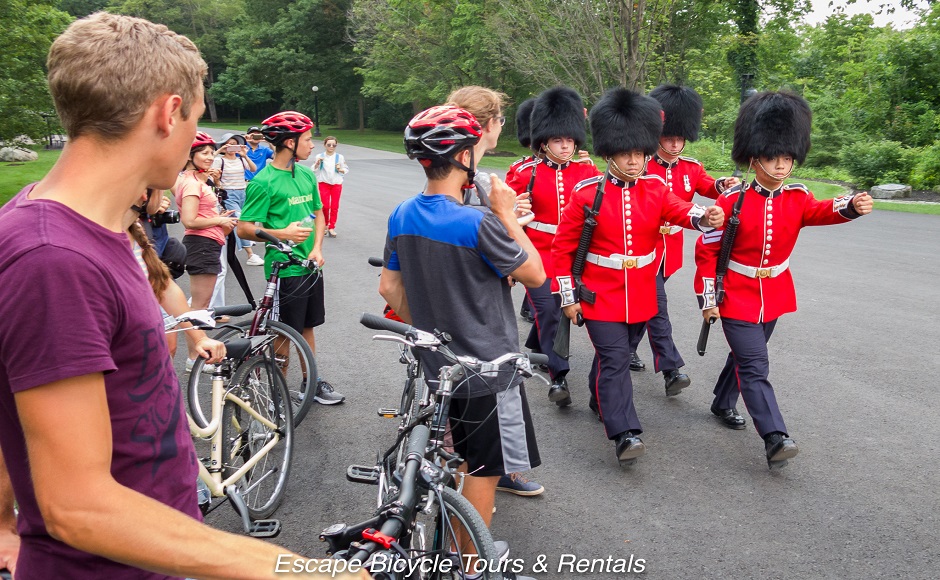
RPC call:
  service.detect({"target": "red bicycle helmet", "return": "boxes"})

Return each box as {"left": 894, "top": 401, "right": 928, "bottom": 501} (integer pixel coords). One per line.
{"left": 404, "top": 106, "right": 482, "bottom": 161}
{"left": 261, "top": 111, "right": 314, "bottom": 144}
{"left": 191, "top": 131, "right": 215, "bottom": 149}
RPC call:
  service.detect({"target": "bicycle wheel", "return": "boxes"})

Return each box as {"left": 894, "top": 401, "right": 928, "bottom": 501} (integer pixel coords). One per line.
{"left": 188, "top": 319, "right": 316, "bottom": 428}
{"left": 402, "top": 486, "right": 501, "bottom": 580}
{"left": 220, "top": 354, "right": 293, "bottom": 520}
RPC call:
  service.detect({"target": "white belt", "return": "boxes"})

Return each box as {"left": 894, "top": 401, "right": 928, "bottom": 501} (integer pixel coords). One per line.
{"left": 728, "top": 258, "right": 790, "bottom": 279}
{"left": 586, "top": 250, "right": 656, "bottom": 270}
{"left": 659, "top": 225, "right": 683, "bottom": 235}
{"left": 526, "top": 221, "right": 557, "bottom": 235}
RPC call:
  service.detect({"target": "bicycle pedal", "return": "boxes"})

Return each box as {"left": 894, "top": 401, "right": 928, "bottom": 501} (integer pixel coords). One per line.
{"left": 248, "top": 519, "right": 281, "bottom": 538}
{"left": 377, "top": 407, "right": 400, "bottom": 418}
{"left": 346, "top": 464, "right": 381, "bottom": 485}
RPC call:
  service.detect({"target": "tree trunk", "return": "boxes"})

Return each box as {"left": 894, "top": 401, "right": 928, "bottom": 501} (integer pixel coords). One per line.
{"left": 336, "top": 106, "right": 345, "bottom": 129}
{"left": 358, "top": 97, "right": 365, "bottom": 132}
{"left": 205, "top": 66, "right": 218, "bottom": 123}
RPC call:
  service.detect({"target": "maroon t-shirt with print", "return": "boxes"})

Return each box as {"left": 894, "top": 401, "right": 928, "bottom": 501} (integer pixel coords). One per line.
{"left": 0, "top": 185, "right": 200, "bottom": 579}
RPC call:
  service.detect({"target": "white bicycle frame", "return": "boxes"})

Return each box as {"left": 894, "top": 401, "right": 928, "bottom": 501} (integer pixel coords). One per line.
{"left": 188, "top": 373, "right": 282, "bottom": 499}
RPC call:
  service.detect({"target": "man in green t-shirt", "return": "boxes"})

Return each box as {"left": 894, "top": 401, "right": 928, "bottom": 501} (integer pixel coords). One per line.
{"left": 238, "top": 111, "right": 345, "bottom": 404}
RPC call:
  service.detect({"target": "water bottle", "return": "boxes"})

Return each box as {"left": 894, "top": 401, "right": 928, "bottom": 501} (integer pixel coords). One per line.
{"left": 196, "top": 478, "right": 211, "bottom": 507}
{"left": 299, "top": 213, "right": 316, "bottom": 229}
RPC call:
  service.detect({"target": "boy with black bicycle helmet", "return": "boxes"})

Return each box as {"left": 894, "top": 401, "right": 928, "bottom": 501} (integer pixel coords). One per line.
{"left": 237, "top": 111, "right": 346, "bottom": 405}
{"left": 380, "top": 105, "right": 545, "bottom": 580}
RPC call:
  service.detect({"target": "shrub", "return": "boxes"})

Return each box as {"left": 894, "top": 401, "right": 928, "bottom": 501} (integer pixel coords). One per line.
{"left": 838, "top": 140, "right": 916, "bottom": 189}
{"left": 367, "top": 101, "right": 413, "bottom": 132}
{"left": 909, "top": 142, "right": 940, "bottom": 191}
{"left": 683, "top": 138, "right": 736, "bottom": 173}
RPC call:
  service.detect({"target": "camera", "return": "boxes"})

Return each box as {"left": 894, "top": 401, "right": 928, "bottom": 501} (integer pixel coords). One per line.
{"left": 151, "top": 210, "right": 181, "bottom": 227}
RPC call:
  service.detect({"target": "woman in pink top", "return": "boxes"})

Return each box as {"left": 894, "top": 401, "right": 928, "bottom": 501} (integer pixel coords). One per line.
{"left": 172, "top": 132, "right": 236, "bottom": 311}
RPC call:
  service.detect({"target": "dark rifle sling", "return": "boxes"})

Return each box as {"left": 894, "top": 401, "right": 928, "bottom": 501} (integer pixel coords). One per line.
{"left": 553, "top": 174, "right": 606, "bottom": 359}
{"left": 697, "top": 182, "right": 746, "bottom": 355}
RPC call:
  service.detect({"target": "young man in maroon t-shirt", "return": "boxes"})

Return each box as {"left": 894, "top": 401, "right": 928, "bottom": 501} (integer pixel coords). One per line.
{"left": 0, "top": 12, "right": 366, "bottom": 580}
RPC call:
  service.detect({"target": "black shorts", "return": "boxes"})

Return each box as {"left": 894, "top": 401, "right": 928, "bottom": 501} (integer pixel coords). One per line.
{"left": 182, "top": 235, "right": 223, "bottom": 276}
{"left": 448, "top": 385, "right": 540, "bottom": 477}
{"left": 274, "top": 272, "right": 325, "bottom": 333}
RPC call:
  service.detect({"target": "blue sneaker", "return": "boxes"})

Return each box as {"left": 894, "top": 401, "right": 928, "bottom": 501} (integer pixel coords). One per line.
{"left": 496, "top": 473, "right": 544, "bottom": 496}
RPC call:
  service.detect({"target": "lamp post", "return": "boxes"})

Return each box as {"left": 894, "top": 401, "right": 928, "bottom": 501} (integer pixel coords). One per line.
{"left": 311, "top": 86, "right": 321, "bottom": 137}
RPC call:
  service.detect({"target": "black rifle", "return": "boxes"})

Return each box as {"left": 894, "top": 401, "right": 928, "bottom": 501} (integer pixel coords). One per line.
{"left": 553, "top": 175, "right": 605, "bottom": 359}
{"left": 698, "top": 179, "right": 747, "bottom": 355}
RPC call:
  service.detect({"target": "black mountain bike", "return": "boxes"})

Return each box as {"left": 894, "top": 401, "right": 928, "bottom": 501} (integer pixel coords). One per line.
{"left": 319, "top": 313, "right": 549, "bottom": 580}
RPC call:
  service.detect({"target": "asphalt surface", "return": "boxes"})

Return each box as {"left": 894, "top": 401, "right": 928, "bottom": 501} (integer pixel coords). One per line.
{"left": 175, "top": 134, "right": 940, "bottom": 579}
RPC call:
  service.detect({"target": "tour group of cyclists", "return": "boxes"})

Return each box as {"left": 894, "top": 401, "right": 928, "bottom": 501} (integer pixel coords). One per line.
{"left": 0, "top": 11, "right": 873, "bottom": 580}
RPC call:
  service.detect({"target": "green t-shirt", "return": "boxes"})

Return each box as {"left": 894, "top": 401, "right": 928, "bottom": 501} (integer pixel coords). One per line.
{"left": 241, "top": 163, "right": 323, "bottom": 278}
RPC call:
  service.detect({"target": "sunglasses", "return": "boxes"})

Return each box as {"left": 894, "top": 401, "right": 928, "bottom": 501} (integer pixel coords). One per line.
{"left": 247, "top": 134, "right": 263, "bottom": 140}
{"left": 496, "top": 116, "right": 506, "bottom": 126}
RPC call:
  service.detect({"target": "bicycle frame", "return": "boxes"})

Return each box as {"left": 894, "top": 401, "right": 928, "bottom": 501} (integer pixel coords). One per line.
{"left": 188, "top": 336, "right": 281, "bottom": 499}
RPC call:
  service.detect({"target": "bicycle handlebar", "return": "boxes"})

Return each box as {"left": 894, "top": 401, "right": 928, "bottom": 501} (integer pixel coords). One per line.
{"left": 360, "top": 312, "right": 412, "bottom": 336}
{"left": 211, "top": 304, "right": 254, "bottom": 318}
{"left": 367, "top": 256, "right": 384, "bottom": 268}
{"left": 528, "top": 352, "right": 550, "bottom": 366}
{"left": 254, "top": 229, "right": 317, "bottom": 270}
{"left": 360, "top": 312, "right": 547, "bottom": 375}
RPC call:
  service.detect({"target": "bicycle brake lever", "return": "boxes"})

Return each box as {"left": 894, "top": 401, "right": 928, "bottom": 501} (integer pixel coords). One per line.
{"left": 372, "top": 334, "right": 414, "bottom": 347}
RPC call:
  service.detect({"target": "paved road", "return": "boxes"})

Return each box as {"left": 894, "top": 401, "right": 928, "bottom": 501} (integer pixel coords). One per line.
{"left": 178, "top": 134, "right": 940, "bottom": 579}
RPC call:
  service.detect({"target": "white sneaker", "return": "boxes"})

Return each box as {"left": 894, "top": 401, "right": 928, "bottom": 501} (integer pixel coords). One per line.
{"left": 246, "top": 254, "right": 265, "bottom": 266}
{"left": 186, "top": 358, "right": 217, "bottom": 373}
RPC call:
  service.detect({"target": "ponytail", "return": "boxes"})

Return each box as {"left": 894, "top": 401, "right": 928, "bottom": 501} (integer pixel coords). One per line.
{"left": 129, "top": 221, "right": 171, "bottom": 300}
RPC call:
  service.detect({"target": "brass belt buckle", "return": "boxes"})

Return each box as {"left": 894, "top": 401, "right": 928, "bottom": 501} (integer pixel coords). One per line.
{"left": 756, "top": 268, "right": 771, "bottom": 278}
{"left": 622, "top": 258, "right": 637, "bottom": 269}
{"left": 659, "top": 226, "right": 671, "bottom": 235}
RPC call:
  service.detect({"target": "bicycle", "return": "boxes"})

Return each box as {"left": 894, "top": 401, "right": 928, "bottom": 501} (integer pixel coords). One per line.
{"left": 319, "top": 313, "right": 549, "bottom": 579}
{"left": 188, "top": 229, "right": 320, "bottom": 428}
{"left": 168, "top": 309, "right": 294, "bottom": 537}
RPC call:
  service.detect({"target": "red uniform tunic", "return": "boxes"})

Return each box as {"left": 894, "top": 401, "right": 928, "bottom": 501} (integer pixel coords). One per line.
{"left": 505, "top": 155, "right": 534, "bottom": 186}
{"left": 506, "top": 156, "right": 600, "bottom": 278}
{"left": 694, "top": 182, "right": 862, "bottom": 324}
{"left": 645, "top": 155, "right": 725, "bottom": 277}
{"left": 553, "top": 173, "right": 710, "bottom": 323}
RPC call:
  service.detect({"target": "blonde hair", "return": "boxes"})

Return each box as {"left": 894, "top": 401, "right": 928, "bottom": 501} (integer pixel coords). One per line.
{"left": 47, "top": 12, "right": 207, "bottom": 140}
{"left": 446, "top": 86, "right": 508, "bottom": 128}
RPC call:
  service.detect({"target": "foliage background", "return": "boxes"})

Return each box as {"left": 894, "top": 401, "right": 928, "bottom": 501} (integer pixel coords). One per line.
{"left": 5, "top": 0, "right": 940, "bottom": 190}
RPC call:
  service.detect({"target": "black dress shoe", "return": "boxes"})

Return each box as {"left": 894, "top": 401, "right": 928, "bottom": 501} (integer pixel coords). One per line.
{"left": 588, "top": 398, "right": 602, "bottom": 422}
{"left": 663, "top": 369, "right": 691, "bottom": 396}
{"left": 764, "top": 432, "right": 799, "bottom": 469}
{"left": 710, "top": 403, "right": 746, "bottom": 430}
{"left": 548, "top": 377, "right": 571, "bottom": 406}
{"left": 629, "top": 351, "right": 646, "bottom": 372}
{"left": 520, "top": 304, "right": 535, "bottom": 323}
{"left": 615, "top": 431, "right": 645, "bottom": 465}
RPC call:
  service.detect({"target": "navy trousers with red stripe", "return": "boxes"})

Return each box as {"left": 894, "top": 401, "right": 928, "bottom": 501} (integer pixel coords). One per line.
{"left": 585, "top": 320, "right": 646, "bottom": 439}
{"left": 712, "top": 317, "right": 788, "bottom": 438}
{"left": 524, "top": 279, "right": 568, "bottom": 380}
{"left": 636, "top": 267, "right": 685, "bottom": 373}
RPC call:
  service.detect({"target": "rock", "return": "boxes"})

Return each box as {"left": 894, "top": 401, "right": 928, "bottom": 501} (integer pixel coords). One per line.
{"left": 0, "top": 147, "right": 38, "bottom": 162}
{"left": 870, "top": 183, "right": 911, "bottom": 199}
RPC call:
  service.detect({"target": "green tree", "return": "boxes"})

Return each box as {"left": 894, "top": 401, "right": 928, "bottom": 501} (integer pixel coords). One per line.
{"left": 218, "top": 0, "right": 363, "bottom": 128}
{"left": 55, "top": 0, "right": 108, "bottom": 18}
{"left": 109, "top": 0, "right": 246, "bottom": 122}
{"left": 0, "top": 0, "right": 72, "bottom": 142}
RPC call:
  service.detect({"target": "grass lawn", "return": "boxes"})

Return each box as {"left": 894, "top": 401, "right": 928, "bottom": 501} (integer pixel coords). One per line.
{"left": 0, "top": 149, "right": 61, "bottom": 206}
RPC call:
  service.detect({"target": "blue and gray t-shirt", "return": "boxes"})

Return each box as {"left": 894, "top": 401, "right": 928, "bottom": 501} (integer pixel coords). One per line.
{"left": 384, "top": 194, "right": 528, "bottom": 398}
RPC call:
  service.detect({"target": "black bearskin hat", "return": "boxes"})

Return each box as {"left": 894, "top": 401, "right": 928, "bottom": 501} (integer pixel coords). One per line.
{"left": 589, "top": 88, "right": 662, "bottom": 158}
{"left": 731, "top": 90, "right": 812, "bottom": 166}
{"left": 530, "top": 86, "right": 587, "bottom": 150}
{"left": 515, "top": 98, "right": 536, "bottom": 149}
{"left": 649, "top": 84, "right": 702, "bottom": 141}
